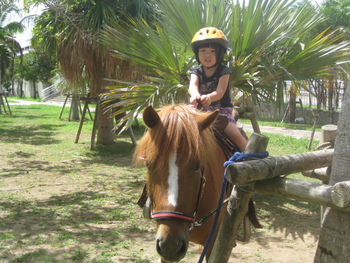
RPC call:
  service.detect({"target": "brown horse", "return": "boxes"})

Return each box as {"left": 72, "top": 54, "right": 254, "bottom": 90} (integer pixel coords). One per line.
{"left": 134, "top": 104, "right": 231, "bottom": 262}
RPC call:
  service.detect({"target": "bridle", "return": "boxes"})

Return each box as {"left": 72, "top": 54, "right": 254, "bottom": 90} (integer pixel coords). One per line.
{"left": 150, "top": 167, "right": 228, "bottom": 230}
{"left": 150, "top": 166, "right": 206, "bottom": 230}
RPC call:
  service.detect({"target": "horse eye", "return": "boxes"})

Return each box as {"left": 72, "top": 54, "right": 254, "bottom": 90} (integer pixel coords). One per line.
{"left": 144, "top": 161, "right": 153, "bottom": 170}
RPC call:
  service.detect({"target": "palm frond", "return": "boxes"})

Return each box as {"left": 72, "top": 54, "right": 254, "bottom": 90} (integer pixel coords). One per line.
{"left": 103, "top": 19, "right": 193, "bottom": 84}
{"left": 102, "top": 79, "right": 187, "bottom": 133}
{"left": 102, "top": 0, "right": 350, "bottom": 132}
{"left": 0, "top": 43, "right": 11, "bottom": 67}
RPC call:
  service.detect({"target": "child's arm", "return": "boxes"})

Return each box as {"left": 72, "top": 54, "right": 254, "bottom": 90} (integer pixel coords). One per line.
{"left": 189, "top": 74, "right": 201, "bottom": 105}
{"left": 200, "top": 74, "right": 230, "bottom": 107}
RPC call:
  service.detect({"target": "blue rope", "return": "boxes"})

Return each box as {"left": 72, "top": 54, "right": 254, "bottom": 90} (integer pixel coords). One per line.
{"left": 198, "top": 151, "right": 269, "bottom": 263}
{"left": 198, "top": 166, "right": 228, "bottom": 263}
{"left": 224, "top": 151, "right": 269, "bottom": 167}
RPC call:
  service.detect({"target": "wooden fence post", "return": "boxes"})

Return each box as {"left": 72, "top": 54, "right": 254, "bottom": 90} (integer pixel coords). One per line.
{"left": 208, "top": 132, "right": 269, "bottom": 263}
{"left": 321, "top": 124, "right": 337, "bottom": 145}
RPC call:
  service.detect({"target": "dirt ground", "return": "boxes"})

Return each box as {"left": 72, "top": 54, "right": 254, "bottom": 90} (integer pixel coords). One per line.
{"left": 0, "top": 151, "right": 320, "bottom": 263}
{"left": 122, "top": 227, "right": 319, "bottom": 263}
{"left": 148, "top": 202, "right": 320, "bottom": 263}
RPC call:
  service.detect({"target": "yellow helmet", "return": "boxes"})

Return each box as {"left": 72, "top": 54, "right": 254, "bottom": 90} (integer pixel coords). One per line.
{"left": 191, "top": 27, "right": 228, "bottom": 52}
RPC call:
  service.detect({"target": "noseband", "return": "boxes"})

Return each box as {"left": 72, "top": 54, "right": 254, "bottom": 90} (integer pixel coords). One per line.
{"left": 151, "top": 211, "right": 196, "bottom": 224}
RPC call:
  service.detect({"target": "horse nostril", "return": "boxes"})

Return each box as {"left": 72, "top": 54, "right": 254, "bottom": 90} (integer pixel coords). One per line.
{"left": 178, "top": 238, "right": 187, "bottom": 255}
{"left": 156, "top": 238, "right": 163, "bottom": 255}
{"left": 156, "top": 236, "right": 188, "bottom": 262}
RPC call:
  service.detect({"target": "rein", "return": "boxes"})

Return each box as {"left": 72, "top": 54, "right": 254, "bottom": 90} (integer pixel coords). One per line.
{"left": 198, "top": 151, "right": 269, "bottom": 263}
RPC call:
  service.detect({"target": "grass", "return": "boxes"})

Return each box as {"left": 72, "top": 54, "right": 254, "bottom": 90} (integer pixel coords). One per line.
{"left": 6, "top": 96, "right": 42, "bottom": 103}
{"left": 0, "top": 102, "right": 322, "bottom": 262}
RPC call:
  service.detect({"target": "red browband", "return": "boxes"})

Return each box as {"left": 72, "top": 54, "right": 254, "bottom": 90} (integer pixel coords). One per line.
{"left": 151, "top": 211, "right": 195, "bottom": 223}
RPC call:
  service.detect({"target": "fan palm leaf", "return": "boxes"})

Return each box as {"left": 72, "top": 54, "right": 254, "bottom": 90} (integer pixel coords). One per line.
{"left": 0, "top": 44, "right": 11, "bottom": 66}
{"left": 102, "top": 0, "right": 350, "bottom": 132}
{"left": 0, "top": 1, "right": 24, "bottom": 84}
{"left": 0, "top": 43, "right": 11, "bottom": 81}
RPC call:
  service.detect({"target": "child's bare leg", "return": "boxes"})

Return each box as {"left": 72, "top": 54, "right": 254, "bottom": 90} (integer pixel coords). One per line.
{"left": 224, "top": 122, "right": 247, "bottom": 152}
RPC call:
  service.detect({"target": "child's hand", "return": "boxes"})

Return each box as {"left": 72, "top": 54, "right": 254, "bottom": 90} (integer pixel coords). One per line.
{"left": 190, "top": 96, "right": 201, "bottom": 106}
{"left": 200, "top": 95, "right": 211, "bottom": 107}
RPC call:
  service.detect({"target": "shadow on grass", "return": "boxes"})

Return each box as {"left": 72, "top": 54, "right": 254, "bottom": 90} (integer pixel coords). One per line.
{"left": 1, "top": 139, "right": 140, "bottom": 180}
{"left": 0, "top": 188, "right": 149, "bottom": 262}
{"left": 0, "top": 124, "right": 63, "bottom": 145}
{"left": 85, "top": 142, "right": 135, "bottom": 162}
{"left": 1, "top": 159, "right": 51, "bottom": 178}
{"left": 252, "top": 192, "right": 320, "bottom": 245}
{"left": 0, "top": 186, "right": 320, "bottom": 262}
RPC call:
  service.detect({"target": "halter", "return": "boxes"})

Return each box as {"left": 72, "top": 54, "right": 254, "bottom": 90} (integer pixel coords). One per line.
{"left": 149, "top": 159, "right": 231, "bottom": 230}
{"left": 150, "top": 167, "right": 206, "bottom": 230}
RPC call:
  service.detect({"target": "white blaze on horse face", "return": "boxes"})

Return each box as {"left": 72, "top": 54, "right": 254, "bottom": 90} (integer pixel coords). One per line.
{"left": 168, "top": 152, "right": 179, "bottom": 207}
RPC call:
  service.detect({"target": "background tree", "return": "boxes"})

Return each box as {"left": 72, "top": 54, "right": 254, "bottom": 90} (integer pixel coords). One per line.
{"left": 28, "top": 0, "right": 154, "bottom": 145}
{"left": 16, "top": 49, "right": 54, "bottom": 98}
{"left": 102, "top": 0, "right": 349, "bottom": 130}
{"left": 307, "top": 0, "right": 350, "bottom": 120}
{"left": 320, "top": 0, "right": 350, "bottom": 38}
{"left": 0, "top": 0, "right": 24, "bottom": 92}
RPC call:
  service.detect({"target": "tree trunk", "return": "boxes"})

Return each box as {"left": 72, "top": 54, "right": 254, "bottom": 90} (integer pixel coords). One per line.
{"left": 92, "top": 65, "right": 114, "bottom": 146}
{"left": 32, "top": 81, "right": 37, "bottom": 99}
{"left": 70, "top": 94, "right": 80, "bottom": 121}
{"left": 0, "top": 72, "right": 2, "bottom": 114}
{"left": 96, "top": 100, "right": 114, "bottom": 145}
{"left": 0, "top": 84, "right": 2, "bottom": 115}
{"left": 314, "top": 84, "right": 350, "bottom": 262}
{"left": 17, "top": 79, "right": 23, "bottom": 97}
{"left": 327, "top": 78, "right": 333, "bottom": 111}
{"left": 288, "top": 83, "right": 296, "bottom": 123}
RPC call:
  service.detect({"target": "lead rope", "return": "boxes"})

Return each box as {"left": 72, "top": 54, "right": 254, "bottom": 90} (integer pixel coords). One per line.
{"left": 198, "top": 151, "right": 269, "bottom": 263}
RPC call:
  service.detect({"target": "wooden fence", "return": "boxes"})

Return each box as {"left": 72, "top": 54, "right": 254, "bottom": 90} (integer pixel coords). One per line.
{"left": 208, "top": 132, "right": 350, "bottom": 263}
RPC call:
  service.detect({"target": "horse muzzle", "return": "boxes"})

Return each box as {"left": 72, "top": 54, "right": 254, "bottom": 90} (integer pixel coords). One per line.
{"left": 156, "top": 222, "right": 189, "bottom": 262}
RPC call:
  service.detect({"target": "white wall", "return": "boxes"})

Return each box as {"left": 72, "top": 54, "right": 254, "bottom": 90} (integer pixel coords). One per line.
{"left": 11, "top": 80, "right": 48, "bottom": 99}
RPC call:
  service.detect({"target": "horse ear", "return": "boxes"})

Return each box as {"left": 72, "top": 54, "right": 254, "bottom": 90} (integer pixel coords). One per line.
{"left": 143, "top": 105, "right": 160, "bottom": 128}
{"left": 196, "top": 110, "right": 219, "bottom": 131}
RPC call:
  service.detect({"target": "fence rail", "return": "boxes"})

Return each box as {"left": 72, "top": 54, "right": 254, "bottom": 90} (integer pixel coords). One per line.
{"left": 284, "top": 80, "right": 346, "bottom": 111}
{"left": 41, "top": 84, "right": 60, "bottom": 102}
{"left": 236, "top": 80, "right": 347, "bottom": 111}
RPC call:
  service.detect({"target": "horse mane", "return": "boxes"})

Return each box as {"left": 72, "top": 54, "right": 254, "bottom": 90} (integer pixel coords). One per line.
{"left": 134, "top": 104, "right": 218, "bottom": 171}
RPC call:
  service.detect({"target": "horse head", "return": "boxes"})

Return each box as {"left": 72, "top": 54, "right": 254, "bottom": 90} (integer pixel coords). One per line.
{"left": 134, "top": 105, "right": 220, "bottom": 262}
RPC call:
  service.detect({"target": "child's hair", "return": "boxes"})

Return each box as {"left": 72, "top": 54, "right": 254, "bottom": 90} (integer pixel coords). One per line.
{"left": 191, "top": 27, "right": 228, "bottom": 67}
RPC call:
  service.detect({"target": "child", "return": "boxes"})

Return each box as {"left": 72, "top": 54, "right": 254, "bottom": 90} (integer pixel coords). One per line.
{"left": 189, "top": 27, "right": 247, "bottom": 152}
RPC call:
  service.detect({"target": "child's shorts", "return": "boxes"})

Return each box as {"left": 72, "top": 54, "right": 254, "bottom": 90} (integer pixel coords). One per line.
{"left": 204, "top": 106, "right": 236, "bottom": 123}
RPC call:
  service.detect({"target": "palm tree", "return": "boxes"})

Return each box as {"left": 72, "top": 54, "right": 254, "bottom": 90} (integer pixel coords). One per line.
{"left": 0, "top": 44, "right": 11, "bottom": 84}
{"left": 30, "top": 0, "right": 154, "bottom": 145}
{"left": 314, "top": 83, "right": 350, "bottom": 262}
{"left": 102, "top": 0, "right": 349, "bottom": 131}
{"left": 0, "top": 0, "right": 25, "bottom": 114}
{"left": 0, "top": 0, "right": 24, "bottom": 90}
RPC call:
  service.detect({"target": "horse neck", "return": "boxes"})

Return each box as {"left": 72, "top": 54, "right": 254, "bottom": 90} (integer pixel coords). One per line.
{"left": 203, "top": 143, "right": 226, "bottom": 197}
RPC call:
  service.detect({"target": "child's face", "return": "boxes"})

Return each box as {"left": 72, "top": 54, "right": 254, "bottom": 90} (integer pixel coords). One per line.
{"left": 198, "top": 47, "right": 217, "bottom": 68}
